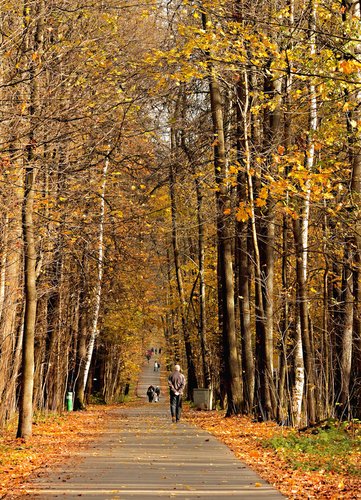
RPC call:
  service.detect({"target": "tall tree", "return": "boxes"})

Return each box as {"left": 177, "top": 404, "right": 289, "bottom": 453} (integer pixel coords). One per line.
{"left": 17, "top": 0, "right": 45, "bottom": 440}
{"left": 202, "top": 6, "right": 243, "bottom": 415}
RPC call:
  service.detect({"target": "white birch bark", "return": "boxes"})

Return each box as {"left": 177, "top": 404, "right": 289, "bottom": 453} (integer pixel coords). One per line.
{"left": 288, "top": 0, "right": 301, "bottom": 423}
{"left": 293, "top": 317, "right": 305, "bottom": 427}
{"left": 302, "top": 0, "right": 317, "bottom": 281}
{"left": 0, "top": 214, "right": 8, "bottom": 321}
{"left": 293, "top": 0, "right": 317, "bottom": 425}
{"left": 83, "top": 155, "right": 108, "bottom": 390}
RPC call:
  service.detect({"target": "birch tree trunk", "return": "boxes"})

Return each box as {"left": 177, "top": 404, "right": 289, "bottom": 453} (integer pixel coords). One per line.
{"left": 74, "top": 289, "right": 88, "bottom": 411}
{"left": 293, "top": 216, "right": 316, "bottom": 425}
{"left": 291, "top": 0, "right": 318, "bottom": 426}
{"left": 292, "top": 316, "right": 305, "bottom": 426}
{"left": 83, "top": 155, "right": 109, "bottom": 391}
{"left": 0, "top": 214, "right": 8, "bottom": 320}
{"left": 278, "top": 40, "right": 293, "bottom": 418}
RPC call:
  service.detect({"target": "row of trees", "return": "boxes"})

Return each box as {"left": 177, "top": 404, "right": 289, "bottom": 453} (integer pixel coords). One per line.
{"left": 0, "top": 0, "right": 162, "bottom": 438}
{"left": 0, "top": 0, "right": 360, "bottom": 438}
{"left": 152, "top": 0, "right": 361, "bottom": 426}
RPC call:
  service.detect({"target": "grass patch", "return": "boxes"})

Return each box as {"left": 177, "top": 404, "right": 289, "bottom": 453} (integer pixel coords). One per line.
{"left": 263, "top": 423, "right": 361, "bottom": 477}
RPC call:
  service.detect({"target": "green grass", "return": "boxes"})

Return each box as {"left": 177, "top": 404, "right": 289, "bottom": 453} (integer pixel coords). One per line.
{"left": 263, "top": 424, "right": 361, "bottom": 477}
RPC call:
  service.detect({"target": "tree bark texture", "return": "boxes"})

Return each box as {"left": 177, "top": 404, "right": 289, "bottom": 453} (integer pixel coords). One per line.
{"left": 17, "top": 0, "right": 45, "bottom": 439}
{"left": 204, "top": 17, "right": 243, "bottom": 413}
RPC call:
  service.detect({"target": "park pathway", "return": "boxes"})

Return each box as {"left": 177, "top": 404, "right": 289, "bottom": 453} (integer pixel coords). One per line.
{"left": 26, "top": 359, "right": 285, "bottom": 499}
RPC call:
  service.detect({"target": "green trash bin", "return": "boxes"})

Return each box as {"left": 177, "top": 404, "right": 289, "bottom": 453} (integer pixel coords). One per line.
{"left": 66, "top": 392, "right": 73, "bottom": 411}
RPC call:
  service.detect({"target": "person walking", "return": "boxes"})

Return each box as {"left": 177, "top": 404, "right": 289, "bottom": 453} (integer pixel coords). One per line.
{"left": 154, "top": 386, "right": 160, "bottom": 402}
{"left": 168, "top": 364, "right": 186, "bottom": 423}
{"left": 146, "top": 385, "right": 155, "bottom": 402}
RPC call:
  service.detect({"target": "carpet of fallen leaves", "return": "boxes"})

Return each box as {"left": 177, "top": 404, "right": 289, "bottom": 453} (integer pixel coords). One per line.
{"left": 1, "top": 401, "right": 360, "bottom": 499}
{"left": 0, "top": 404, "right": 119, "bottom": 498}
{"left": 183, "top": 410, "right": 361, "bottom": 500}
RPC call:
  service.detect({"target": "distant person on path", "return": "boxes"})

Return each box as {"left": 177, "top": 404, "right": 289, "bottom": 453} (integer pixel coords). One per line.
{"left": 154, "top": 386, "right": 160, "bottom": 402}
{"left": 168, "top": 364, "right": 186, "bottom": 423}
{"left": 146, "top": 385, "right": 155, "bottom": 402}
{"left": 154, "top": 361, "right": 159, "bottom": 372}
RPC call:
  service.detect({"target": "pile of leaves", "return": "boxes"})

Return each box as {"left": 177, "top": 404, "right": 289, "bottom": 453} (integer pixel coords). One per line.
{"left": 0, "top": 405, "right": 115, "bottom": 497}
{"left": 184, "top": 410, "right": 361, "bottom": 499}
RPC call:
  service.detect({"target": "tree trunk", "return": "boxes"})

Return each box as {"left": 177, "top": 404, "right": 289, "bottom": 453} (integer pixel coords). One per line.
{"left": 289, "top": 0, "right": 318, "bottom": 427}
{"left": 344, "top": 0, "right": 361, "bottom": 418}
{"left": 235, "top": 71, "right": 254, "bottom": 414}
{"left": 83, "top": 155, "right": 108, "bottom": 391}
{"left": 17, "top": 0, "right": 45, "bottom": 439}
{"left": 278, "top": 210, "right": 291, "bottom": 423}
{"left": 74, "top": 290, "right": 88, "bottom": 411}
{"left": 240, "top": 62, "right": 273, "bottom": 419}
{"left": 293, "top": 218, "right": 316, "bottom": 425}
{"left": 338, "top": 240, "right": 354, "bottom": 418}
{"left": 194, "top": 171, "right": 211, "bottom": 388}
{"left": 278, "top": 0, "right": 294, "bottom": 421}
{"left": 169, "top": 155, "right": 198, "bottom": 398}
{"left": 0, "top": 176, "right": 23, "bottom": 426}
{"left": 203, "top": 10, "right": 243, "bottom": 414}
{"left": 292, "top": 315, "right": 305, "bottom": 427}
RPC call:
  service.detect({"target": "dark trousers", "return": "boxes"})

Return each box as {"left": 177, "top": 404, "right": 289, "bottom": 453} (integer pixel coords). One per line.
{"left": 170, "top": 392, "right": 182, "bottom": 421}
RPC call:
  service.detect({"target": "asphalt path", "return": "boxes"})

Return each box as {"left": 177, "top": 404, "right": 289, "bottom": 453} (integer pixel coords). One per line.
{"left": 25, "top": 359, "right": 285, "bottom": 499}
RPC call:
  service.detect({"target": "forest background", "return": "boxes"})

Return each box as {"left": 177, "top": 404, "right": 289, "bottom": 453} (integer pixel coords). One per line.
{"left": 0, "top": 0, "right": 360, "bottom": 440}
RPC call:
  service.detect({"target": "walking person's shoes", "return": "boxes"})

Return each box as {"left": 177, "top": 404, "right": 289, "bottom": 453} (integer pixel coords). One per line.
{"left": 171, "top": 416, "right": 176, "bottom": 423}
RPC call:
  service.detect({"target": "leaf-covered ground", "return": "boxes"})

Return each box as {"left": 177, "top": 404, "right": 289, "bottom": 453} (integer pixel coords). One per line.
{"left": 1, "top": 404, "right": 360, "bottom": 498}
{"left": 0, "top": 405, "right": 117, "bottom": 497}
{"left": 184, "top": 410, "right": 361, "bottom": 500}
